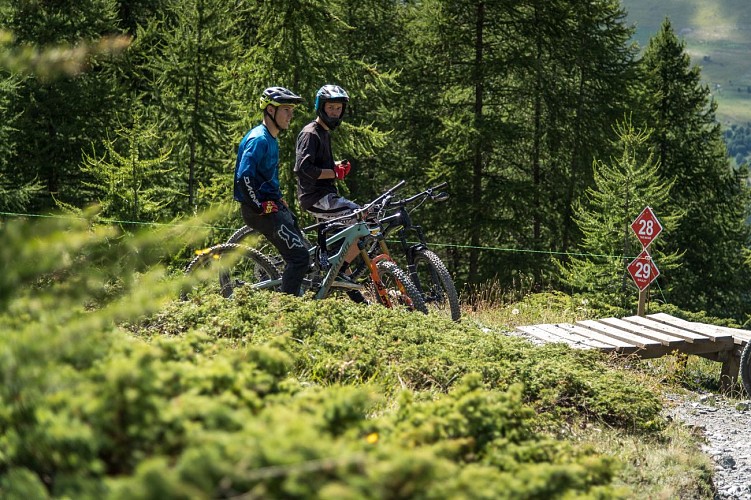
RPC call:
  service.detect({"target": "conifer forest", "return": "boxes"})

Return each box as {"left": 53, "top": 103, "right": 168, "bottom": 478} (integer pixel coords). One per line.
{"left": 1, "top": 0, "right": 750, "bottom": 321}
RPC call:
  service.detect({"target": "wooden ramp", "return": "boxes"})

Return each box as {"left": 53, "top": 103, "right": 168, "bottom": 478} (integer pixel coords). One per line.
{"left": 516, "top": 313, "right": 751, "bottom": 390}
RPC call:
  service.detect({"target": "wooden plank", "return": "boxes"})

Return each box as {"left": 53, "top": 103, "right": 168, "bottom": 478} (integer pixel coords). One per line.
{"left": 555, "top": 323, "right": 639, "bottom": 354}
{"left": 517, "top": 325, "right": 590, "bottom": 349}
{"left": 598, "top": 317, "right": 685, "bottom": 347}
{"left": 534, "top": 324, "right": 616, "bottom": 352}
{"left": 621, "top": 315, "right": 710, "bottom": 344}
{"left": 576, "top": 319, "right": 663, "bottom": 351}
{"left": 710, "top": 324, "right": 750, "bottom": 337}
{"left": 707, "top": 324, "right": 751, "bottom": 346}
{"left": 732, "top": 330, "right": 751, "bottom": 341}
{"left": 646, "top": 313, "right": 736, "bottom": 343}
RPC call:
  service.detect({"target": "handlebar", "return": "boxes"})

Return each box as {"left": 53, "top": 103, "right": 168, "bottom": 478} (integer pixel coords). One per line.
{"left": 389, "top": 181, "right": 449, "bottom": 207}
{"left": 303, "top": 180, "right": 407, "bottom": 233}
{"left": 363, "top": 180, "right": 407, "bottom": 212}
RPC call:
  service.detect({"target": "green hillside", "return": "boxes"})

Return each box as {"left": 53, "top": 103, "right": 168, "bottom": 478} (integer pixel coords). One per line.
{"left": 622, "top": 0, "right": 751, "bottom": 127}
{"left": 0, "top": 215, "right": 720, "bottom": 498}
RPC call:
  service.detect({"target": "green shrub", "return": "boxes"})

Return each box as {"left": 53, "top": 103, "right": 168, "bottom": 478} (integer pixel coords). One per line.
{"left": 0, "top": 215, "right": 671, "bottom": 497}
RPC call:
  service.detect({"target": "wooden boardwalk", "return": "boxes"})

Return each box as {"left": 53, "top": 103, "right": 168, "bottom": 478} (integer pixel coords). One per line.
{"left": 517, "top": 313, "right": 751, "bottom": 390}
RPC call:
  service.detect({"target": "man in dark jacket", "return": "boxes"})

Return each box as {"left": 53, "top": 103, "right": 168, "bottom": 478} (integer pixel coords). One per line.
{"left": 295, "top": 85, "right": 359, "bottom": 244}
{"left": 294, "top": 84, "right": 365, "bottom": 302}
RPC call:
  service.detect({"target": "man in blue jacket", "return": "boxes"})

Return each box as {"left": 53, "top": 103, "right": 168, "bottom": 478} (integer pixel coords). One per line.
{"left": 234, "top": 86, "right": 309, "bottom": 295}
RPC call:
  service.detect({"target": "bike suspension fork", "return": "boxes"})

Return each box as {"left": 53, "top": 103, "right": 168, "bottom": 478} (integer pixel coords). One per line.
{"left": 359, "top": 240, "right": 391, "bottom": 307}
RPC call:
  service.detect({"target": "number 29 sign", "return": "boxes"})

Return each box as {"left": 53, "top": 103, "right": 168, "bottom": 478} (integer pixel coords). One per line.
{"left": 628, "top": 206, "right": 662, "bottom": 290}
{"left": 627, "top": 249, "right": 660, "bottom": 291}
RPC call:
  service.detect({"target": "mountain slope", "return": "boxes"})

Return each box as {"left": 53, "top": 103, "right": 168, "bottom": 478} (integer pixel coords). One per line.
{"left": 622, "top": 0, "right": 751, "bottom": 126}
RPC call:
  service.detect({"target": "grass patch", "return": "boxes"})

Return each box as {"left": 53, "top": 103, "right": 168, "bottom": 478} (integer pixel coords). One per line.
{"left": 576, "top": 418, "right": 714, "bottom": 499}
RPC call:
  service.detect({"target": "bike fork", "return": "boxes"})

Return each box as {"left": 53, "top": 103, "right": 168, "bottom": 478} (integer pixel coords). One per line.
{"left": 360, "top": 244, "right": 392, "bottom": 307}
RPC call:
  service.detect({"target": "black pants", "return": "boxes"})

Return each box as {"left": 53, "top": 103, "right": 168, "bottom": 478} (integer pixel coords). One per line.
{"left": 241, "top": 203, "right": 309, "bottom": 295}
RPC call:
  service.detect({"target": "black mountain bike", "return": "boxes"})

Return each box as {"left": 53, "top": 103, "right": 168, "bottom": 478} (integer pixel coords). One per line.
{"left": 740, "top": 341, "right": 751, "bottom": 395}
{"left": 358, "top": 182, "right": 461, "bottom": 321}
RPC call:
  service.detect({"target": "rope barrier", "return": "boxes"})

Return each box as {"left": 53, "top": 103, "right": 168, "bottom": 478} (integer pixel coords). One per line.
{"left": 0, "top": 210, "right": 237, "bottom": 230}
{"left": 0, "top": 210, "right": 647, "bottom": 261}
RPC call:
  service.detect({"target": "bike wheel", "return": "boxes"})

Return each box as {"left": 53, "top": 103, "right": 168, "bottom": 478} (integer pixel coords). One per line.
{"left": 226, "top": 225, "right": 286, "bottom": 270}
{"left": 226, "top": 225, "right": 255, "bottom": 244}
{"left": 184, "top": 243, "right": 280, "bottom": 298}
{"left": 413, "top": 249, "right": 461, "bottom": 321}
{"left": 372, "top": 259, "right": 428, "bottom": 314}
{"left": 740, "top": 341, "right": 751, "bottom": 396}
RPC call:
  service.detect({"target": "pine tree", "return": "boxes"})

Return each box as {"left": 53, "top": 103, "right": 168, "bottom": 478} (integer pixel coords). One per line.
{"left": 501, "top": 0, "right": 638, "bottom": 287}
{"left": 334, "top": 0, "right": 406, "bottom": 201}
{"left": 141, "top": 0, "right": 244, "bottom": 213}
{"left": 74, "top": 111, "right": 175, "bottom": 223}
{"left": 559, "top": 117, "right": 681, "bottom": 310}
{"left": 394, "top": 0, "right": 638, "bottom": 294}
{"left": 640, "top": 19, "right": 751, "bottom": 319}
{"left": 0, "top": 0, "right": 125, "bottom": 212}
{"left": 394, "top": 0, "right": 523, "bottom": 290}
{"left": 0, "top": 73, "right": 36, "bottom": 210}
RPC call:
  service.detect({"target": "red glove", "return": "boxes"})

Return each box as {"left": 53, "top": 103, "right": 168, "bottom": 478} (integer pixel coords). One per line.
{"left": 334, "top": 160, "right": 351, "bottom": 180}
{"left": 260, "top": 200, "right": 278, "bottom": 215}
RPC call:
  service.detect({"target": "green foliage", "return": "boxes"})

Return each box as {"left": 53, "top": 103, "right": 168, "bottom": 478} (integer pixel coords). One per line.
{"left": 559, "top": 116, "right": 682, "bottom": 308}
{"left": 725, "top": 123, "right": 751, "bottom": 167}
{"left": 0, "top": 214, "right": 712, "bottom": 497}
{"left": 163, "top": 288, "right": 664, "bottom": 432}
{"left": 137, "top": 0, "right": 244, "bottom": 212}
{"left": 639, "top": 19, "right": 751, "bottom": 320}
{"left": 76, "top": 111, "right": 176, "bottom": 222}
{"left": 0, "top": 2, "right": 128, "bottom": 212}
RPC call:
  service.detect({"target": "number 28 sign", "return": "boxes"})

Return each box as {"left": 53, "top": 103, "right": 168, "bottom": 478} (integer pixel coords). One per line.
{"left": 627, "top": 249, "right": 660, "bottom": 291}
{"left": 630, "top": 206, "right": 662, "bottom": 248}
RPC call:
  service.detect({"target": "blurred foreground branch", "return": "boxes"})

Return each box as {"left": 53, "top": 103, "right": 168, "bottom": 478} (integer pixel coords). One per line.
{"left": 0, "top": 30, "right": 131, "bottom": 80}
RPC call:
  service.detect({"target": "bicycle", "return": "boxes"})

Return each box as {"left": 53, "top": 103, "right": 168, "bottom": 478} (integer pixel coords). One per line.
{"left": 740, "top": 341, "right": 751, "bottom": 396}
{"left": 357, "top": 182, "right": 461, "bottom": 321}
{"left": 184, "top": 182, "right": 428, "bottom": 314}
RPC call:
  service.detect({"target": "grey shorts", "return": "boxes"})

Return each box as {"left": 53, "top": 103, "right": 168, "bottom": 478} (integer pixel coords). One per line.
{"left": 308, "top": 193, "right": 360, "bottom": 221}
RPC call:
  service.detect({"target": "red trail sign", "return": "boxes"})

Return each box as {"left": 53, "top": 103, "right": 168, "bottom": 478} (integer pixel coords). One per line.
{"left": 630, "top": 206, "right": 662, "bottom": 248}
{"left": 627, "top": 249, "right": 660, "bottom": 291}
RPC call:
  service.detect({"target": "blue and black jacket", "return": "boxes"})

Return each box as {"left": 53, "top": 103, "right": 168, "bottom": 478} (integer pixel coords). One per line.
{"left": 233, "top": 124, "right": 283, "bottom": 213}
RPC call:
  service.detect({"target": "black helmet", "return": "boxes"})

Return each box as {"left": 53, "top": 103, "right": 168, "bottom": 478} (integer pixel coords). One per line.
{"left": 259, "top": 86, "right": 303, "bottom": 110}
{"left": 315, "top": 84, "right": 349, "bottom": 130}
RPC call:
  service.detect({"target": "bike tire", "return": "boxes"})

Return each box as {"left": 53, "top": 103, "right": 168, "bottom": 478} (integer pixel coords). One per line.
{"left": 226, "top": 225, "right": 255, "bottom": 244}
{"left": 184, "top": 243, "right": 280, "bottom": 299}
{"left": 373, "top": 259, "right": 428, "bottom": 314}
{"left": 229, "top": 225, "right": 315, "bottom": 275}
{"left": 740, "top": 341, "right": 751, "bottom": 396}
{"left": 413, "top": 248, "right": 461, "bottom": 321}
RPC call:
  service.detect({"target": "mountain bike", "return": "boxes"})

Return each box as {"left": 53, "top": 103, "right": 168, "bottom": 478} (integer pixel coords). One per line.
{"left": 184, "top": 182, "right": 428, "bottom": 314}
{"left": 182, "top": 243, "right": 281, "bottom": 299}
{"left": 357, "top": 182, "right": 461, "bottom": 321}
{"left": 221, "top": 181, "right": 460, "bottom": 320}
{"left": 740, "top": 341, "right": 751, "bottom": 395}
